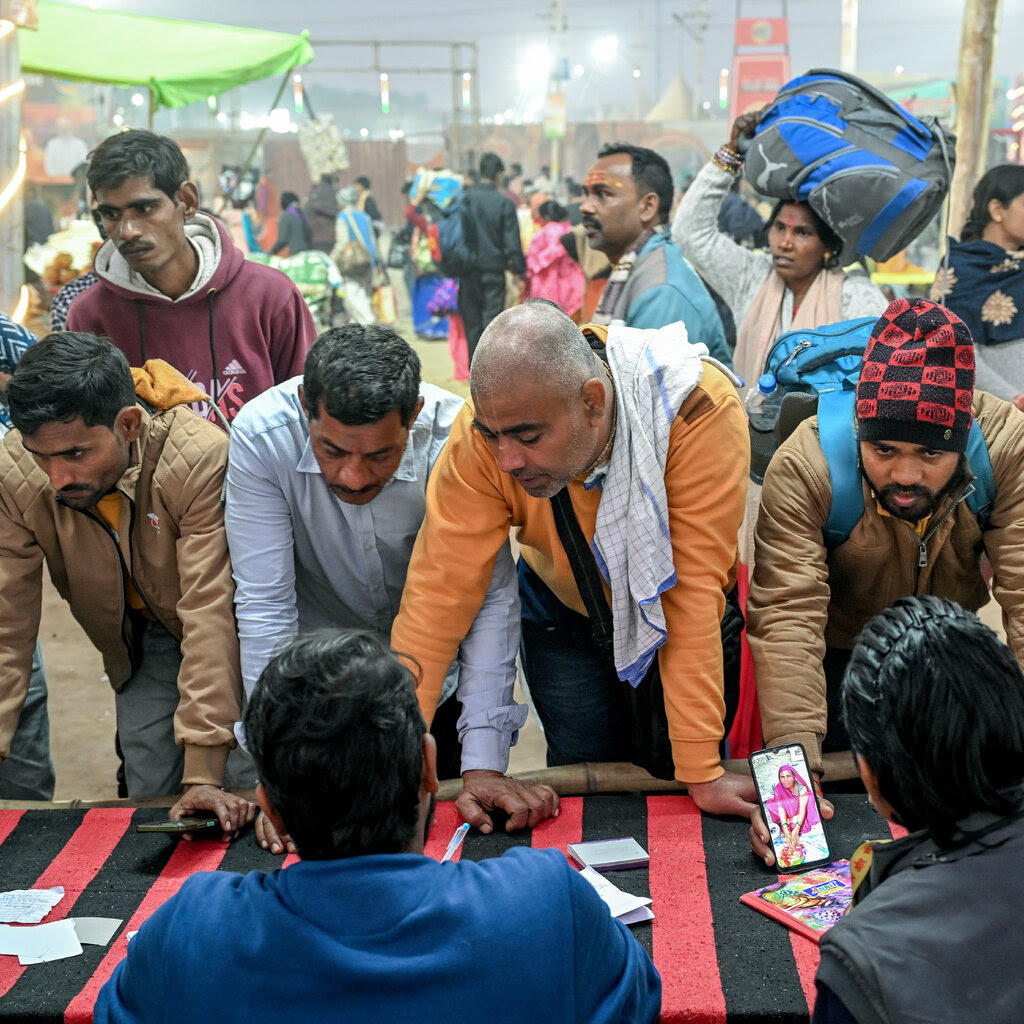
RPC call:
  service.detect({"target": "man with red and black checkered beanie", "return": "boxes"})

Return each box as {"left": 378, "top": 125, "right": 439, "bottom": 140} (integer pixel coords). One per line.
{"left": 747, "top": 297, "right": 1024, "bottom": 866}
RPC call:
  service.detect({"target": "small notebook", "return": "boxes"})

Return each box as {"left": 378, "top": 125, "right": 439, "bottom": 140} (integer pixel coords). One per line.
{"left": 567, "top": 837, "right": 650, "bottom": 871}
{"left": 739, "top": 860, "right": 852, "bottom": 943}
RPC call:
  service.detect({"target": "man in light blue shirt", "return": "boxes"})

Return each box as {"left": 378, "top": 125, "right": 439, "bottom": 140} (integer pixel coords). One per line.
{"left": 225, "top": 325, "right": 548, "bottom": 852}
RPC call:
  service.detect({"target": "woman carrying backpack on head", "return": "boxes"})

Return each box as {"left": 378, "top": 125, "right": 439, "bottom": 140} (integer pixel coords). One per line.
{"left": 672, "top": 111, "right": 887, "bottom": 394}
{"left": 672, "top": 114, "right": 889, "bottom": 760}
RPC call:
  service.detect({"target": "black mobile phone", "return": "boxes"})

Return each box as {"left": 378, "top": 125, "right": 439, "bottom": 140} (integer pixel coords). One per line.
{"left": 749, "top": 743, "right": 832, "bottom": 872}
{"left": 136, "top": 817, "right": 219, "bottom": 834}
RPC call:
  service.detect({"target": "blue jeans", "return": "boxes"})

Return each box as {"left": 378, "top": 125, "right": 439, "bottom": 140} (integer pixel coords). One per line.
{"left": 0, "top": 643, "right": 56, "bottom": 800}
{"left": 518, "top": 561, "right": 631, "bottom": 766}
{"left": 519, "top": 559, "right": 741, "bottom": 776}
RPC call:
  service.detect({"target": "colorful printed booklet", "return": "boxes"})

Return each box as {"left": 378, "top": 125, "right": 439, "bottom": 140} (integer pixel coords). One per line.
{"left": 740, "top": 860, "right": 852, "bottom": 942}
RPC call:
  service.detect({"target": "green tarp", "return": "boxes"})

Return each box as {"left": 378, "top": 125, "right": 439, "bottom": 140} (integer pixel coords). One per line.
{"left": 19, "top": 1, "right": 314, "bottom": 110}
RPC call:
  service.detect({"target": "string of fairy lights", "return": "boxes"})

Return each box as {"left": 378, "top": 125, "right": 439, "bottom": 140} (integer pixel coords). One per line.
{"left": 0, "top": 18, "right": 28, "bottom": 321}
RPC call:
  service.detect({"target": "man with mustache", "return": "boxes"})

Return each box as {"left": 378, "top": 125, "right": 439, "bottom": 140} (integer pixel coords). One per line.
{"left": 225, "top": 325, "right": 530, "bottom": 855}
{"left": 393, "top": 301, "right": 756, "bottom": 831}
{"left": 67, "top": 129, "right": 315, "bottom": 424}
{"left": 747, "top": 299, "right": 1024, "bottom": 863}
{"left": 581, "top": 143, "right": 731, "bottom": 366}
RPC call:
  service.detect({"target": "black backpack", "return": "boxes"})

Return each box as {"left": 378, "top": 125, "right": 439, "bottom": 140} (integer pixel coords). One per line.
{"left": 435, "top": 192, "right": 478, "bottom": 278}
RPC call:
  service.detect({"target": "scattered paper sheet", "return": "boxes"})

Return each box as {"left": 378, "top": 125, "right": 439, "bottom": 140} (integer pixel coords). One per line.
{"left": 580, "top": 866, "right": 655, "bottom": 924}
{"left": 0, "top": 886, "right": 64, "bottom": 923}
{"left": 0, "top": 920, "right": 83, "bottom": 964}
{"left": 72, "top": 918, "right": 123, "bottom": 946}
{"left": 617, "top": 905, "right": 656, "bottom": 925}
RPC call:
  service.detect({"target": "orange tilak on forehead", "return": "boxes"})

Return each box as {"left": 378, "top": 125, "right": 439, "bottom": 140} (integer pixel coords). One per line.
{"left": 584, "top": 169, "right": 624, "bottom": 190}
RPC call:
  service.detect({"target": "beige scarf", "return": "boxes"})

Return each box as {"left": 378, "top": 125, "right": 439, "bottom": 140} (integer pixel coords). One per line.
{"left": 734, "top": 265, "right": 845, "bottom": 571}
{"left": 733, "top": 267, "right": 846, "bottom": 390}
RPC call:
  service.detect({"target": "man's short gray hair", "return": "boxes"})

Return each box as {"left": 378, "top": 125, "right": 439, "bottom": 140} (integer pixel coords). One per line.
{"left": 471, "top": 300, "right": 603, "bottom": 399}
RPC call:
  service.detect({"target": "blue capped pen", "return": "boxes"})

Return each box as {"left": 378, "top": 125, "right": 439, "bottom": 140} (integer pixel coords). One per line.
{"left": 440, "top": 822, "right": 470, "bottom": 863}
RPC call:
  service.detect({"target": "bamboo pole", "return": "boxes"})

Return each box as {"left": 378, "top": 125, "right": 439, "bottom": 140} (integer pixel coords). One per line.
{"left": 0, "top": 755, "right": 862, "bottom": 810}
{"left": 435, "top": 752, "right": 860, "bottom": 802}
{"left": 949, "top": 0, "right": 1003, "bottom": 239}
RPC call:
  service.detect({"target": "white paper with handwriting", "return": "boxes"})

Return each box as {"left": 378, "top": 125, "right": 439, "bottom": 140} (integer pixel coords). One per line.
{"left": 579, "top": 866, "right": 655, "bottom": 925}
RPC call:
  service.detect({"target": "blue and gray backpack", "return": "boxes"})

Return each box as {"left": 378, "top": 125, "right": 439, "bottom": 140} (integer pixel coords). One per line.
{"left": 744, "top": 69, "right": 955, "bottom": 264}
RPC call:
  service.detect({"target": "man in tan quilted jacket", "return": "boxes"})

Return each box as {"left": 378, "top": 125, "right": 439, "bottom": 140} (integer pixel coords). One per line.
{"left": 0, "top": 331, "right": 254, "bottom": 836}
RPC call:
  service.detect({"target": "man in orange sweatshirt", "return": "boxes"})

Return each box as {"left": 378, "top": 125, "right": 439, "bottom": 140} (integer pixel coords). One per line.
{"left": 392, "top": 301, "right": 756, "bottom": 831}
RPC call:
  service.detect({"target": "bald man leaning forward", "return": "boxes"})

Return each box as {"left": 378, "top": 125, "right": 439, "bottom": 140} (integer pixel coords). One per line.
{"left": 391, "top": 300, "right": 756, "bottom": 831}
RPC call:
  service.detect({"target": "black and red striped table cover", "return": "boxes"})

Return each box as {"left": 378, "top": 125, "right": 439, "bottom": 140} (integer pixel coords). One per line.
{"left": 0, "top": 793, "right": 888, "bottom": 1023}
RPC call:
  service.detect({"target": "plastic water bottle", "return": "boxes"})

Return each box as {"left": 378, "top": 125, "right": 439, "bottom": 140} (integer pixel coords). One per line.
{"left": 746, "top": 373, "right": 782, "bottom": 485}
{"left": 745, "top": 373, "right": 782, "bottom": 432}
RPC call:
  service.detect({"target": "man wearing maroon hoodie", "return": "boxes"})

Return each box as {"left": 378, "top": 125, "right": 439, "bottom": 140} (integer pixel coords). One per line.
{"left": 67, "top": 130, "right": 315, "bottom": 423}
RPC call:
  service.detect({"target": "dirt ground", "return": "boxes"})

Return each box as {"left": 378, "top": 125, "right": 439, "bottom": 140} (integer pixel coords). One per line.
{"left": 40, "top": 297, "right": 548, "bottom": 801}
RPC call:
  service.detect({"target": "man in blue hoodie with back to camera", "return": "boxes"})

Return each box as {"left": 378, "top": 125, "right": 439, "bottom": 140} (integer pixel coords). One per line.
{"left": 94, "top": 630, "right": 662, "bottom": 1024}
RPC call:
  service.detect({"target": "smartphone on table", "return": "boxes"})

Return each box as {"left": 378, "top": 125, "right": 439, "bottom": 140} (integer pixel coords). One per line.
{"left": 749, "top": 743, "right": 831, "bottom": 872}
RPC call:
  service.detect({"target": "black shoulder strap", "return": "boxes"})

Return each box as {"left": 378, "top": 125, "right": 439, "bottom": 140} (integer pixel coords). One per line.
{"left": 549, "top": 487, "right": 615, "bottom": 664}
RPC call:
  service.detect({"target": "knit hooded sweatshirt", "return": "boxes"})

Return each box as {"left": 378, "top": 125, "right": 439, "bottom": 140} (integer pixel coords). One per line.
{"left": 67, "top": 213, "right": 316, "bottom": 423}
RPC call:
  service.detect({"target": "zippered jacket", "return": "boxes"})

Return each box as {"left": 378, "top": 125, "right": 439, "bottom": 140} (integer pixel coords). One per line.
{"left": 816, "top": 810, "right": 1024, "bottom": 1024}
{"left": 747, "top": 389, "right": 1024, "bottom": 773}
{"left": 0, "top": 361, "right": 241, "bottom": 786}
{"left": 392, "top": 329, "right": 748, "bottom": 784}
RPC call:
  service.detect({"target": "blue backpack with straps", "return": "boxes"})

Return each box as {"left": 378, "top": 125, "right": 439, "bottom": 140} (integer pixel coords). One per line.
{"left": 749, "top": 317, "right": 874, "bottom": 486}
{"left": 760, "top": 317, "right": 996, "bottom": 546}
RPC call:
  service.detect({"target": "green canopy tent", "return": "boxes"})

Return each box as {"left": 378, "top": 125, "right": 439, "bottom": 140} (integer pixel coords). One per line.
{"left": 19, "top": 1, "right": 314, "bottom": 111}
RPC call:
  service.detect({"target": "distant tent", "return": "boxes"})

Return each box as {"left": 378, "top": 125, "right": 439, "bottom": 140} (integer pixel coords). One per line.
{"left": 645, "top": 74, "right": 693, "bottom": 123}
{"left": 20, "top": 1, "right": 314, "bottom": 111}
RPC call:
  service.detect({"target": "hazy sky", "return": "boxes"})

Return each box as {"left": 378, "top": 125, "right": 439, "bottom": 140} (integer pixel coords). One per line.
{"left": 56, "top": 0, "right": 1024, "bottom": 122}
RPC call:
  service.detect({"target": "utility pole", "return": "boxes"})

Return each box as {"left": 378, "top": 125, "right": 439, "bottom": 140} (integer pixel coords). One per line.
{"left": 672, "top": 0, "right": 709, "bottom": 120}
{"left": 949, "top": 0, "right": 1002, "bottom": 237}
{"left": 655, "top": 0, "right": 662, "bottom": 101}
{"left": 547, "top": 0, "right": 568, "bottom": 183}
{"left": 840, "top": 0, "right": 858, "bottom": 73}
{"left": 450, "top": 44, "right": 460, "bottom": 170}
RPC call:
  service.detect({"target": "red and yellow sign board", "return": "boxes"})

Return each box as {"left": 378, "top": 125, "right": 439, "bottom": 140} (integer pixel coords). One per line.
{"left": 734, "top": 17, "right": 788, "bottom": 48}
{"left": 728, "top": 53, "right": 791, "bottom": 125}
